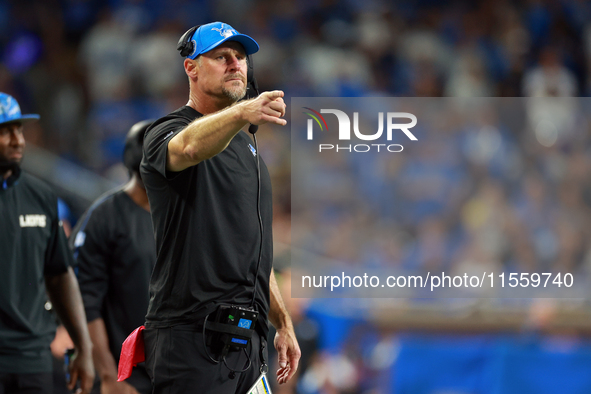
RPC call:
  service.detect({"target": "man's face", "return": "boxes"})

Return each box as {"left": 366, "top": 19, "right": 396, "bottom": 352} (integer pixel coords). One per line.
{"left": 0, "top": 122, "right": 25, "bottom": 165}
{"left": 196, "top": 42, "right": 248, "bottom": 102}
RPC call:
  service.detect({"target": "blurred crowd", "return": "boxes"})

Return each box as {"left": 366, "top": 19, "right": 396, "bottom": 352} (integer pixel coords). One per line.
{"left": 3, "top": 0, "right": 591, "bottom": 393}
{"left": 2, "top": 0, "right": 591, "bottom": 178}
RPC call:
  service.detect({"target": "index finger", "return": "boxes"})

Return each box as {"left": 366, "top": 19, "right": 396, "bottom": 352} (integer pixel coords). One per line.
{"left": 263, "top": 90, "right": 284, "bottom": 99}
{"left": 285, "top": 355, "right": 300, "bottom": 382}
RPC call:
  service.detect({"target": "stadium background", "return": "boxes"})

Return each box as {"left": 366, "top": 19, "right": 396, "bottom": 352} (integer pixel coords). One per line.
{"left": 3, "top": 0, "right": 591, "bottom": 392}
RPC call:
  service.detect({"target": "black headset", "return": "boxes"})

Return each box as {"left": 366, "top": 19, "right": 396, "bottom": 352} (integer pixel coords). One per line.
{"left": 176, "top": 25, "right": 260, "bottom": 102}
{"left": 123, "top": 119, "right": 154, "bottom": 174}
{"left": 177, "top": 25, "right": 199, "bottom": 57}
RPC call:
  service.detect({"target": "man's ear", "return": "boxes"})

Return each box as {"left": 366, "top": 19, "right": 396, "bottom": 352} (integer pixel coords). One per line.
{"left": 184, "top": 58, "right": 198, "bottom": 80}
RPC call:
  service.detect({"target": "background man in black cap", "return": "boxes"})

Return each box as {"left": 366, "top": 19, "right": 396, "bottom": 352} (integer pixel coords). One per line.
{"left": 139, "top": 21, "right": 300, "bottom": 393}
{"left": 0, "top": 92, "right": 95, "bottom": 393}
{"left": 71, "top": 120, "right": 155, "bottom": 394}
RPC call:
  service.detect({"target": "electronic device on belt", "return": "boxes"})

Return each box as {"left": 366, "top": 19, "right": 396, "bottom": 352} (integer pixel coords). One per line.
{"left": 207, "top": 305, "right": 259, "bottom": 351}
{"left": 202, "top": 304, "right": 260, "bottom": 378}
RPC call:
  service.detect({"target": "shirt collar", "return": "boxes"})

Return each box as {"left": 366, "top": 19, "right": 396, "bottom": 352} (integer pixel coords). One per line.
{"left": 1, "top": 166, "right": 21, "bottom": 190}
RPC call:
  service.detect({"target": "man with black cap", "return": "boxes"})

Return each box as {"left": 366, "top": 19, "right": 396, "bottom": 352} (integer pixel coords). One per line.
{"left": 0, "top": 92, "right": 94, "bottom": 393}
{"left": 70, "top": 120, "right": 155, "bottom": 394}
{"left": 139, "top": 21, "right": 300, "bottom": 393}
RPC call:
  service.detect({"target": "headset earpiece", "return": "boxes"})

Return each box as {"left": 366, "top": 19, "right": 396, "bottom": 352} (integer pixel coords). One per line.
{"left": 177, "top": 26, "right": 199, "bottom": 58}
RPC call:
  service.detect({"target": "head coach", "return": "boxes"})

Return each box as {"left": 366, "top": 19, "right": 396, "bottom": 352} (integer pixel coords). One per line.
{"left": 139, "top": 22, "right": 300, "bottom": 392}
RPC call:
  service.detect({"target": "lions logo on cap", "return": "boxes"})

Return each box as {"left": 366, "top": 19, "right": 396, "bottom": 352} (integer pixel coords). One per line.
{"left": 0, "top": 92, "right": 40, "bottom": 124}
{"left": 212, "top": 23, "right": 235, "bottom": 38}
{"left": 0, "top": 96, "right": 18, "bottom": 117}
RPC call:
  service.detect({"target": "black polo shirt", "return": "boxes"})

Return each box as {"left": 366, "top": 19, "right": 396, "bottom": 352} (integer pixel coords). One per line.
{"left": 0, "top": 170, "right": 71, "bottom": 373}
{"left": 140, "top": 106, "right": 272, "bottom": 335}
{"left": 69, "top": 188, "right": 156, "bottom": 362}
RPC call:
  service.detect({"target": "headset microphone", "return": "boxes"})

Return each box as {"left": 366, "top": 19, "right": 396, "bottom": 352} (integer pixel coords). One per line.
{"left": 246, "top": 73, "right": 259, "bottom": 135}
{"left": 245, "top": 53, "right": 260, "bottom": 134}
{"left": 248, "top": 124, "right": 258, "bottom": 134}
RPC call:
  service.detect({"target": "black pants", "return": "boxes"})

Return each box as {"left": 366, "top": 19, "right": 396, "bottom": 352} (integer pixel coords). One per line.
{"left": 144, "top": 324, "right": 266, "bottom": 394}
{"left": 0, "top": 373, "right": 53, "bottom": 394}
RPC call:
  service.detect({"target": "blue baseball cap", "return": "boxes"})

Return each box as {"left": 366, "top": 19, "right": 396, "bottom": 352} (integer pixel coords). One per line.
{"left": 0, "top": 92, "right": 39, "bottom": 126}
{"left": 185, "top": 22, "right": 259, "bottom": 59}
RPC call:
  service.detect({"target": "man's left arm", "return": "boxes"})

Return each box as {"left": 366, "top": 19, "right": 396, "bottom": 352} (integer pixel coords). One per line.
{"left": 46, "top": 267, "right": 95, "bottom": 393}
{"left": 268, "top": 268, "right": 301, "bottom": 384}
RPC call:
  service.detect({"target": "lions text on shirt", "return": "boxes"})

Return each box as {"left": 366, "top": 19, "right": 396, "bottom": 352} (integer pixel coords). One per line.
{"left": 19, "top": 214, "right": 47, "bottom": 227}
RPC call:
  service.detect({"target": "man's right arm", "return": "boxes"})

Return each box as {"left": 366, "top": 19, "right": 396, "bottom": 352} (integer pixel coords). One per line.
{"left": 166, "top": 90, "right": 286, "bottom": 172}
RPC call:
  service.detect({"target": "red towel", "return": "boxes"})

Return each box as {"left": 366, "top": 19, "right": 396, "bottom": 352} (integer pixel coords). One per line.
{"left": 117, "top": 326, "right": 145, "bottom": 381}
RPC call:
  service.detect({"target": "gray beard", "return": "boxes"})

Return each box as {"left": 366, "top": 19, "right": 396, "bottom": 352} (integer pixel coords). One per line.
{"left": 222, "top": 83, "right": 246, "bottom": 102}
